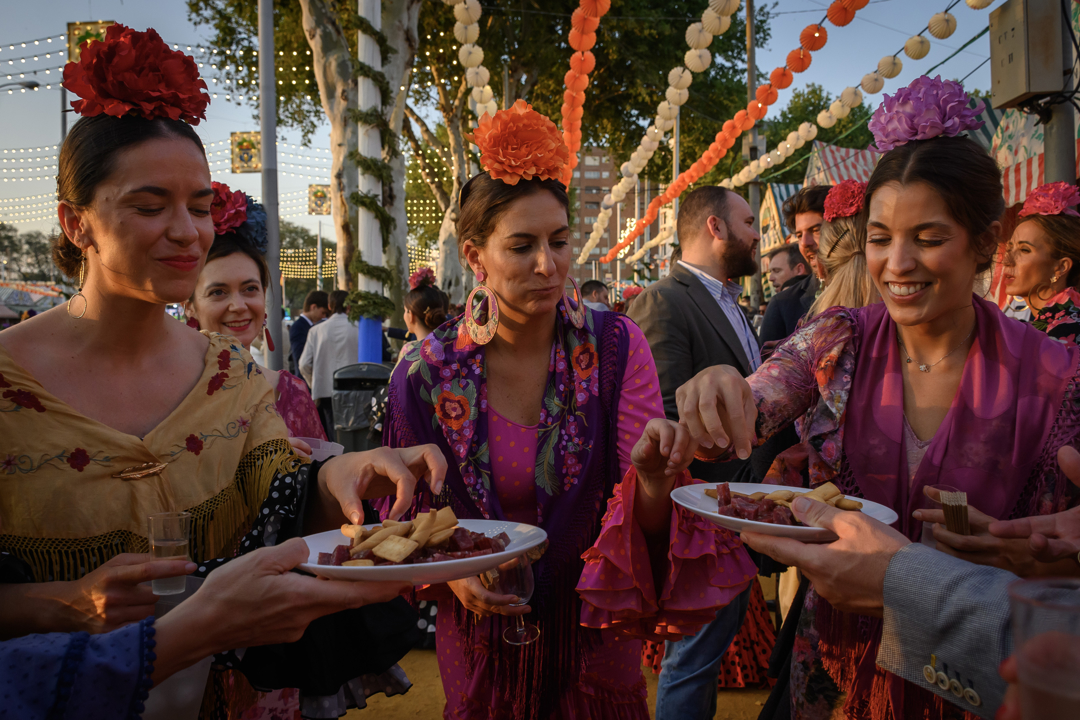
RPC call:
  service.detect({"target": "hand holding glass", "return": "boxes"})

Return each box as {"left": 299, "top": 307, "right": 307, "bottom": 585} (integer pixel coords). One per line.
{"left": 493, "top": 552, "right": 539, "bottom": 645}
{"left": 148, "top": 512, "right": 192, "bottom": 596}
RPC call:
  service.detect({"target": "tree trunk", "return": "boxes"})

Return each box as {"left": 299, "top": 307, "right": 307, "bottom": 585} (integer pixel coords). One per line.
{"left": 381, "top": 0, "right": 421, "bottom": 328}
{"left": 299, "top": 0, "right": 359, "bottom": 291}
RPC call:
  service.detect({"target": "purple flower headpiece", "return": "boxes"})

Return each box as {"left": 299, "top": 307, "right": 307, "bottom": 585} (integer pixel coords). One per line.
{"left": 868, "top": 75, "right": 984, "bottom": 154}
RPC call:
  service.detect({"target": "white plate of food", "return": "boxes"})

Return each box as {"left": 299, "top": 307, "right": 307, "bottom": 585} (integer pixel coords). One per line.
{"left": 671, "top": 482, "right": 899, "bottom": 542}
{"left": 300, "top": 508, "right": 548, "bottom": 585}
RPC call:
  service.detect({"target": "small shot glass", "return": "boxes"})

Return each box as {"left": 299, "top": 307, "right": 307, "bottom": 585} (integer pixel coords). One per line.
{"left": 147, "top": 511, "right": 192, "bottom": 596}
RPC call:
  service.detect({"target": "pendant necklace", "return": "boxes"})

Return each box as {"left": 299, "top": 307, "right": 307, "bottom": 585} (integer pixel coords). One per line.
{"left": 897, "top": 321, "right": 976, "bottom": 373}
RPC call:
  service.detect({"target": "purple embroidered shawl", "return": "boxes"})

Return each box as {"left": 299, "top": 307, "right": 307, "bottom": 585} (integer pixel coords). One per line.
{"left": 384, "top": 300, "right": 629, "bottom": 720}
{"left": 823, "top": 294, "right": 1079, "bottom": 719}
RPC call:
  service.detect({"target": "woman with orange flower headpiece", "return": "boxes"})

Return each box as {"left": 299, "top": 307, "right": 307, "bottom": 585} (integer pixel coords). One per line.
{"left": 0, "top": 24, "right": 445, "bottom": 719}
{"left": 385, "top": 100, "right": 756, "bottom": 720}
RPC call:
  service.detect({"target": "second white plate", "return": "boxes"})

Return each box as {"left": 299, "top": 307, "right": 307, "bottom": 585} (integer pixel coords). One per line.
{"left": 671, "top": 483, "right": 900, "bottom": 542}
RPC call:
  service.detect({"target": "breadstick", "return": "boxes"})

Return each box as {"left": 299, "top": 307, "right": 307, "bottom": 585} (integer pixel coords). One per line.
{"left": 341, "top": 524, "right": 365, "bottom": 542}
{"left": 430, "top": 506, "right": 458, "bottom": 535}
{"left": 357, "top": 522, "right": 411, "bottom": 551}
{"left": 805, "top": 483, "right": 841, "bottom": 502}
{"left": 764, "top": 489, "right": 795, "bottom": 502}
{"left": 704, "top": 488, "right": 718, "bottom": 499}
{"left": 409, "top": 510, "right": 437, "bottom": 548}
{"left": 749, "top": 492, "right": 767, "bottom": 501}
{"left": 835, "top": 497, "right": 863, "bottom": 511}
{"left": 343, "top": 559, "right": 374, "bottom": 567}
{"left": 426, "top": 526, "right": 457, "bottom": 548}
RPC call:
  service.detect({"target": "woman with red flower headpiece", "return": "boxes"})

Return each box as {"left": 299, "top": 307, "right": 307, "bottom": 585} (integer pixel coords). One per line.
{"left": 1002, "top": 181, "right": 1080, "bottom": 348}
{"left": 384, "top": 100, "right": 756, "bottom": 720}
{"left": 677, "top": 77, "right": 1080, "bottom": 720}
{"left": 0, "top": 24, "right": 444, "bottom": 718}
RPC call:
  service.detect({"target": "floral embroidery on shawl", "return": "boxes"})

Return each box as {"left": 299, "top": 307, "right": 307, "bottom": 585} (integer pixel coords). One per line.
{"left": 401, "top": 301, "right": 605, "bottom": 512}
{"left": 1030, "top": 287, "right": 1080, "bottom": 349}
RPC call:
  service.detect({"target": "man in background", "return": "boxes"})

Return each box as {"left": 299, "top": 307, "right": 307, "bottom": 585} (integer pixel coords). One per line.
{"left": 628, "top": 185, "right": 760, "bottom": 720}
{"left": 580, "top": 279, "right": 611, "bottom": 311}
{"left": 299, "top": 290, "right": 356, "bottom": 441}
{"left": 765, "top": 244, "right": 809, "bottom": 294}
{"left": 289, "top": 290, "right": 329, "bottom": 374}
{"left": 759, "top": 186, "right": 830, "bottom": 346}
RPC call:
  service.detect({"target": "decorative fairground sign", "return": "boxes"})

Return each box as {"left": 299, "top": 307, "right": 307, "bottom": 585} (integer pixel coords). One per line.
{"left": 67, "top": 21, "right": 115, "bottom": 63}
{"left": 231, "top": 132, "right": 261, "bottom": 174}
{"left": 308, "top": 184, "right": 331, "bottom": 215}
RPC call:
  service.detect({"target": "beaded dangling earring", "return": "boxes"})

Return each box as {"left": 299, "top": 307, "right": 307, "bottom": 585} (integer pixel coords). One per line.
{"left": 464, "top": 271, "right": 499, "bottom": 345}
{"left": 263, "top": 319, "right": 276, "bottom": 352}
{"left": 67, "top": 253, "right": 87, "bottom": 319}
{"left": 563, "top": 276, "right": 585, "bottom": 329}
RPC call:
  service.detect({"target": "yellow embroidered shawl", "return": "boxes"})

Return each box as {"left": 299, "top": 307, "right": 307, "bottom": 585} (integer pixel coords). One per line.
{"left": 0, "top": 332, "right": 299, "bottom": 582}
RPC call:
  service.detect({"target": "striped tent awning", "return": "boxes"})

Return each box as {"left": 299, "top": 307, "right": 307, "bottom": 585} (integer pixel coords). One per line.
{"left": 966, "top": 97, "right": 1002, "bottom": 152}
{"left": 803, "top": 141, "right": 878, "bottom": 187}
{"left": 759, "top": 182, "right": 802, "bottom": 254}
{"left": 1000, "top": 138, "right": 1080, "bottom": 208}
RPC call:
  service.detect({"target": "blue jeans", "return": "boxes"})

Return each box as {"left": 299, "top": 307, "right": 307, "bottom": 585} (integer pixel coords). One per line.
{"left": 654, "top": 585, "right": 752, "bottom": 720}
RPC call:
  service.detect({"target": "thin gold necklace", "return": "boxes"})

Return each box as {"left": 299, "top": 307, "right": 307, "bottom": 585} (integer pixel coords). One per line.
{"left": 897, "top": 321, "right": 976, "bottom": 373}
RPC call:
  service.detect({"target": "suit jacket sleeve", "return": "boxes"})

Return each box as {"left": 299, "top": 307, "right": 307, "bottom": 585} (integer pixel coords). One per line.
{"left": 759, "top": 295, "right": 793, "bottom": 346}
{"left": 289, "top": 321, "right": 308, "bottom": 365}
{"left": 628, "top": 288, "right": 691, "bottom": 422}
{"left": 299, "top": 328, "right": 316, "bottom": 387}
{"left": 877, "top": 543, "right": 1012, "bottom": 718}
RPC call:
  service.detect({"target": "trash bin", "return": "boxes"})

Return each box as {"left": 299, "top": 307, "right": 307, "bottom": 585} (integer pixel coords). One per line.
{"left": 332, "top": 363, "right": 392, "bottom": 453}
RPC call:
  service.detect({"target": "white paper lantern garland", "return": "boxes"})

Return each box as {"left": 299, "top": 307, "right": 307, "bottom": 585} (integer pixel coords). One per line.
{"left": 577, "top": 0, "right": 741, "bottom": 264}
{"left": 722, "top": 2, "right": 996, "bottom": 190}
{"left": 442, "top": 0, "right": 498, "bottom": 119}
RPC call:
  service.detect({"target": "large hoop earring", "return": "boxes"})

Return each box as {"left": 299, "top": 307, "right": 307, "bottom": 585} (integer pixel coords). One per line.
{"left": 563, "top": 276, "right": 586, "bottom": 329}
{"left": 464, "top": 273, "right": 499, "bottom": 345}
{"left": 67, "top": 253, "right": 87, "bottom": 319}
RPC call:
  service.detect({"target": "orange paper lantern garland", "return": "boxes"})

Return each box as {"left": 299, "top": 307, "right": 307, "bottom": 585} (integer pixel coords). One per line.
{"left": 600, "top": 0, "right": 869, "bottom": 263}
{"left": 799, "top": 24, "right": 828, "bottom": 51}
{"left": 560, "top": 0, "right": 610, "bottom": 186}
{"left": 826, "top": 0, "right": 856, "bottom": 26}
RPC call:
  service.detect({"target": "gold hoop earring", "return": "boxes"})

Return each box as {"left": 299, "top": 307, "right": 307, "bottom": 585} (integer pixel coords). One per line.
{"left": 563, "top": 276, "right": 586, "bottom": 329}
{"left": 464, "top": 272, "right": 499, "bottom": 345}
{"left": 67, "top": 253, "right": 87, "bottom": 319}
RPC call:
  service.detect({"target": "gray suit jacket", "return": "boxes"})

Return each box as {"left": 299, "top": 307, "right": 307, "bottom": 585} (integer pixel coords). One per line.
{"left": 878, "top": 544, "right": 1013, "bottom": 718}
{"left": 628, "top": 264, "right": 754, "bottom": 483}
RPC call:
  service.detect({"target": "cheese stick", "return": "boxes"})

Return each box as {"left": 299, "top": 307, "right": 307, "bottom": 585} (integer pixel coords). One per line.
{"left": 408, "top": 510, "right": 437, "bottom": 548}
{"left": 357, "top": 522, "right": 411, "bottom": 551}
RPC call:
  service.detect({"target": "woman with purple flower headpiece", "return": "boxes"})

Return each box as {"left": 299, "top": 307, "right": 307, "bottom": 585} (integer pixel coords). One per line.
{"left": 676, "top": 76, "right": 1080, "bottom": 720}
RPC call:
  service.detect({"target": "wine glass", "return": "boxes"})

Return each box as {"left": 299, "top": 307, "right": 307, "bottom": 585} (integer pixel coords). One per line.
{"left": 496, "top": 552, "right": 539, "bottom": 645}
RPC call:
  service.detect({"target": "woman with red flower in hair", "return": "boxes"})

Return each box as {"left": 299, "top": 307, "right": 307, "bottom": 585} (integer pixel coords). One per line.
{"left": 385, "top": 100, "right": 756, "bottom": 720}
{"left": 0, "top": 24, "right": 444, "bottom": 720}
{"left": 1002, "top": 181, "right": 1080, "bottom": 348}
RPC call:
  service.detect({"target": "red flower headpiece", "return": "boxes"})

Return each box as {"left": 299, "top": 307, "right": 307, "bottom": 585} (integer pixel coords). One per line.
{"left": 1019, "top": 181, "right": 1080, "bottom": 219}
{"left": 211, "top": 182, "right": 248, "bottom": 235}
{"left": 62, "top": 24, "right": 210, "bottom": 124}
{"left": 622, "top": 285, "right": 643, "bottom": 300}
{"left": 823, "top": 179, "right": 867, "bottom": 222}
{"left": 409, "top": 267, "right": 436, "bottom": 290}
{"left": 468, "top": 100, "right": 569, "bottom": 186}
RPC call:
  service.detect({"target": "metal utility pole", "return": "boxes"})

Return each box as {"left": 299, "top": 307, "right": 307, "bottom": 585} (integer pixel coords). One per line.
{"left": 673, "top": 108, "right": 681, "bottom": 232}
{"left": 633, "top": 179, "right": 641, "bottom": 283}
{"left": 258, "top": 0, "right": 283, "bottom": 370}
{"left": 61, "top": 87, "right": 67, "bottom": 142}
{"left": 316, "top": 221, "right": 323, "bottom": 292}
{"left": 1045, "top": 4, "right": 1076, "bottom": 184}
{"left": 356, "top": 0, "right": 386, "bottom": 363}
{"left": 746, "top": 0, "right": 764, "bottom": 308}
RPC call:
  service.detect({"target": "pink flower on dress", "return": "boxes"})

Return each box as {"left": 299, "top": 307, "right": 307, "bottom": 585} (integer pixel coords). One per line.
{"left": 186, "top": 434, "right": 204, "bottom": 455}
{"left": 67, "top": 448, "right": 90, "bottom": 472}
{"left": 2, "top": 454, "right": 18, "bottom": 473}
{"left": 823, "top": 180, "right": 866, "bottom": 222}
{"left": 237, "top": 416, "right": 250, "bottom": 430}
{"left": 1019, "top": 182, "right": 1080, "bottom": 218}
{"left": 3, "top": 388, "right": 45, "bottom": 412}
{"left": 207, "top": 372, "right": 228, "bottom": 395}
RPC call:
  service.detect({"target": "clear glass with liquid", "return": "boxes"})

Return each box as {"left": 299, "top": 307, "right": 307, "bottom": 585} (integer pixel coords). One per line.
{"left": 147, "top": 511, "right": 192, "bottom": 596}
{"left": 1009, "top": 579, "right": 1080, "bottom": 720}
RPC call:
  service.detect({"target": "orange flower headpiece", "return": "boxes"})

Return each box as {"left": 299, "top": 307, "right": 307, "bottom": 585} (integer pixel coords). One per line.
{"left": 469, "top": 100, "right": 570, "bottom": 187}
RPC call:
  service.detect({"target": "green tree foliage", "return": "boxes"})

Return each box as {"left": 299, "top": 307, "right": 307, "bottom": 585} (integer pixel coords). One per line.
{"left": 0, "top": 224, "right": 56, "bottom": 282}
{"left": 187, "top": 0, "right": 359, "bottom": 141}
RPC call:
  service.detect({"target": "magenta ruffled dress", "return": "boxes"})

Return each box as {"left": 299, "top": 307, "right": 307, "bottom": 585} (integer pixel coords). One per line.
{"left": 434, "top": 318, "right": 757, "bottom": 719}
